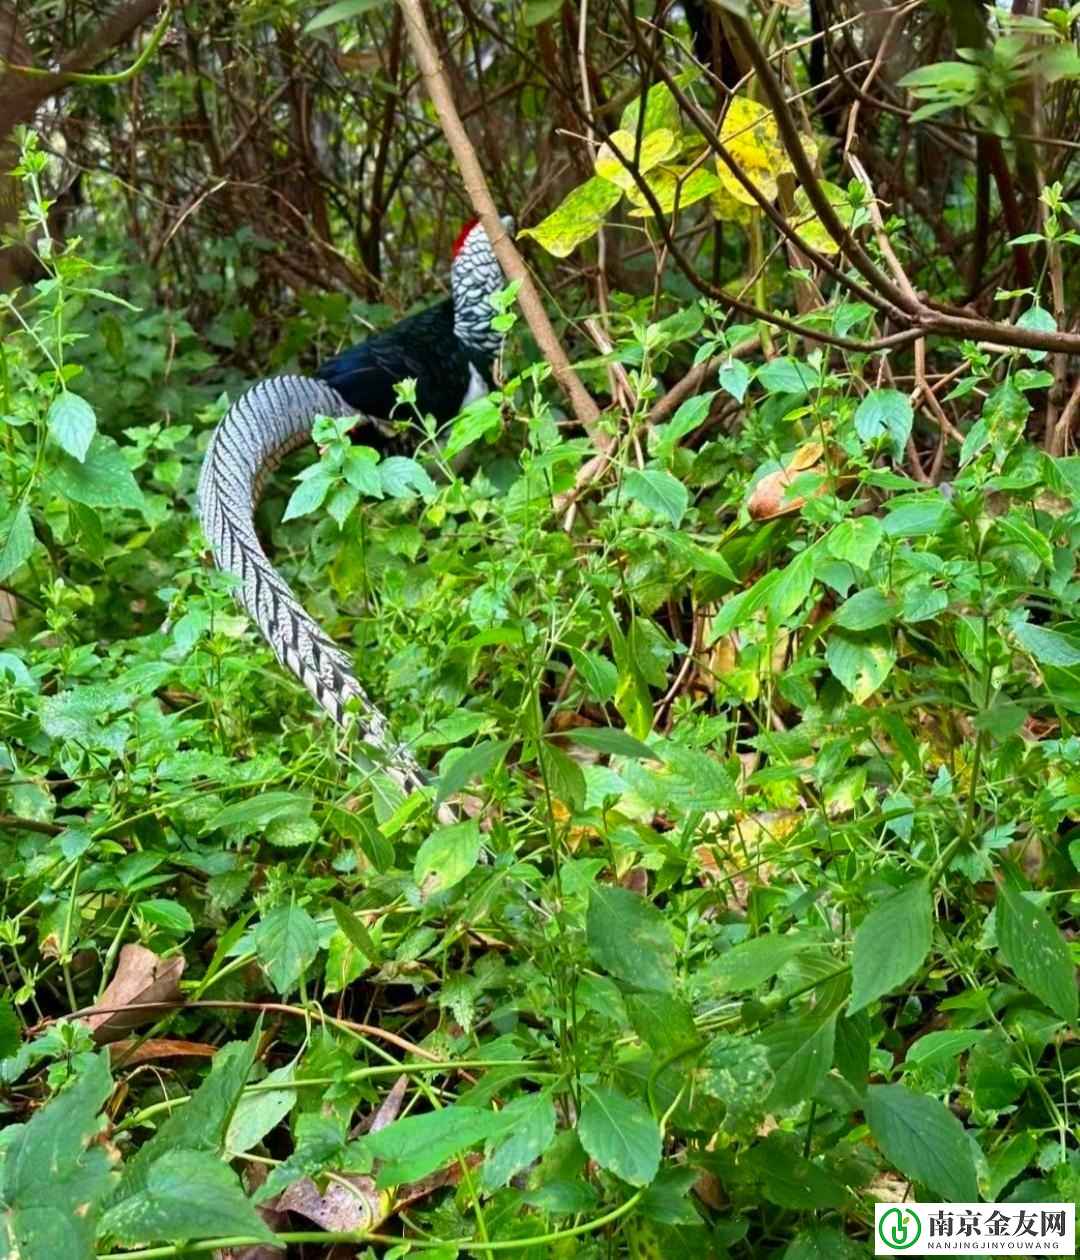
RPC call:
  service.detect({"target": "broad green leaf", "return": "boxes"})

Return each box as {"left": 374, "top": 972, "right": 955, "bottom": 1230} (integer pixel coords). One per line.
{"left": 903, "top": 1029, "right": 989, "bottom": 1069}
{"left": 283, "top": 473, "right": 333, "bottom": 521}
{"left": 48, "top": 435, "right": 144, "bottom": 511}
{"left": 138, "top": 899, "right": 194, "bottom": 936}
{"left": 625, "top": 992, "right": 699, "bottom": 1054}
{"left": 706, "top": 934, "right": 810, "bottom": 993}
{"left": 825, "top": 628, "right": 896, "bottom": 702}
{"left": 719, "top": 358, "right": 750, "bottom": 402}
{"left": 740, "top": 1134, "right": 847, "bottom": 1210}
{"left": 854, "top": 389, "right": 914, "bottom": 460}
{"left": 304, "top": 0, "right": 391, "bottom": 32}
{"left": 265, "top": 813, "right": 320, "bottom": 849}
{"left": 443, "top": 398, "right": 502, "bottom": 461}
{"left": 827, "top": 517, "right": 883, "bottom": 570}
{"left": 757, "top": 357, "right": 817, "bottom": 395}
{"left": 414, "top": 819, "right": 482, "bottom": 897}
{"left": 0, "top": 1053, "right": 115, "bottom": 1260}
{"left": 436, "top": 739, "right": 511, "bottom": 805}
{"left": 865, "top": 1083, "right": 977, "bottom": 1200}
{"left": 654, "top": 391, "right": 714, "bottom": 459}
{"left": 517, "top": 177, "right": 621, "bottom": 257}
{"left": 254, "top": 904, "right": 319, "bottom": 995}
{"left": 1010, "top": 619, "right": 1080, "bottom": 668}
{"left": 0, "top": 999, "right": 17, "bottom": 1060}
{"left": 98, "top": 1150, "right": 276, "bottom": 1246}
{"left": 560, "top": 726, "right": 658, "bottom": 761}
{"left": 594, "top": 128, "right": 677, "bottom": 191}
{"left": 115, "top": 1028, "right": 260, "bottom": 1199}
{"left": 1016, "top": 304, "right": 1055, "bottom": 362}
{"left": 0, "top": 503, "right": 36, "bottom": 583}
{"left": 481, "top": 1092, "right": 557, "bottom": 1190}
{"left": 542, "top": 742, "right": 586, "bottom": 811}
{"left": 620, "top": 77, "right": 689, "bottom": 136}
{"left": 769, "top": 547, "right": 816, "bottom": 620}
{"left": 48, "top": 393, "right": 97, "bottom": 462}
{"left": 328, "top": 899, "right": 382, "bottom": 964}
{"left": 786, "top": 1226, "right": 865, "bottom": 1260}
{"left": 361, "top": 1106, "right": 508, "bottom": 1186}
{"left": 578, "top": 1086, "right": 660, "bottom": 1187}
{"left": 524, "top": 0, "right": 565, "bottom": 23}
{"left": 568, "top": 648, "right": 618, "bottom": 702}
{"left": 882, "top": 495, "right": 954, "bottom": 537}
{"left": 790, "top": 181, "right": 863, "bottom": 255}
{"left": 380, "top": 455, "right": 436, "bottom": 498}
{"left": 623, "top": 468, "right": 688, "bottom": 526}
{"left": 587, "top": 885, "right": 675, "bottom": 993}
{"left": 709, "top": 570, "right": 781, "bottom": 640}
{"left": 834, "top": 588, "right": 896, "bottom": 631}
{"left": 758, "top": 1008, "right": 837, "bottom": 1110}
{"left": 226, "top": 1061, "right": 298, "bottom": 1155}
{"left": 849, "top": 881, "right": 933, "bottom": 1014}
{"left": 997, "top": 881, "right": 1077, "bottom": 1023}
{"left": 205, "top": 792, "right": 312, "bottom": 838}
{"left": 716, "top": 95, "right": 793, "bottom": 205}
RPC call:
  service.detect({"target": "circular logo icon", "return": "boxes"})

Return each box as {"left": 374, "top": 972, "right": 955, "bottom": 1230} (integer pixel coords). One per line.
{"left": 878, "top": 1207, "right": 922, "bottom": 1251}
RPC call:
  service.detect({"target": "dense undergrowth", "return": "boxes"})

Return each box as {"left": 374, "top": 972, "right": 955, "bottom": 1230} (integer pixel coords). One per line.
{"left": 2, "top": 47, "right": 1080, "bottom": 1260}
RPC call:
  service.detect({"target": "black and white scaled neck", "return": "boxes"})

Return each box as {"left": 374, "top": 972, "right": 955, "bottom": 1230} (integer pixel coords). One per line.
{"left": 451, "top": 215, "right": 512, "bottom": 359}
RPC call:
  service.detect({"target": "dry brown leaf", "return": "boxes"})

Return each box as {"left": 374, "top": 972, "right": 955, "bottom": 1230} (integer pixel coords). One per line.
{"left": 108, "top": 1038, "right": 217, "bottom": 1066}
{"left": 277, "top": 1174, "right": 389, "bottom": 1233}
{"left": 84, "top": 944, "right": 184, "bottom": 1043}
{"left": 351, "top": 1072, "right": 407, "bottom": 1139}
{"left": 747, "top": 443, "right": 827, "bottom": 520}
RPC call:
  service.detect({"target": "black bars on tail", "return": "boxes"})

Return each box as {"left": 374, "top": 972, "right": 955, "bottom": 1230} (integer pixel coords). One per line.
{"left": 196, "top": 374, "right": 430, "bottom": 796}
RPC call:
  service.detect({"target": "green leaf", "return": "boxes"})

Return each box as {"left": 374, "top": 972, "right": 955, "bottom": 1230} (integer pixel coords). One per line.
{"left": 0, "top": 1053, "right": 115, "bottom": 1260}
{"left": 328, "top": 899, "right": 382, "bottom": 965}
{"left": 997, "top": 881, "right": 1077, "bottom": 1023}
{"left": 560, "top": 726, "right": 658, "bottom": 761}
{"left": 653, "top": 392, "right": 714, "bottom": 460}
{"left": 436, "top": 739, "right": 511, "bottom": 805}
{"left": 569, "top": 648, "right": 618, "bottom": 702}
{"left": 414, "top": 819, "right": 482, "bottom": 897}
{"left": 541, "top": 742, "right": 586, "bottom": 811}
{"left": 706, "top": 935, "right": 810, "bottom": 993}
{"left": 361, "top": 1106, "right": 507, "bottom": 1186}
{"left": 265, "top": 814, "right": 320, "bottom": 849}
{"left": 205, "top": 791, "right": 312, "bottom": 837}
{"left": 757, "top": 357, "right": 817, "bottom": 395}
{"left": 849, "top": 881, "right": 933, "bottom": 1015}
{"left": 116, "top": 1028, "right": 260, "bottom": 1199}
{"left": 587, "top": 885, "right": 675, "bottom": 993}
{"left": 1016, "top": 304, "right": 1056, "bottom": 362}
{"left": 517, "top": 177, "right": 622, "bottom": 257}
{"left": 524, "top": 0, "right": 565, "bottom": 23}
{"left": 625, "top": 992, "right": 699, "bottom": 1054}
{"left": 0, "top": 998, "right": 18, "bottom": 1060}
{"left": 138, "top": 899, "right": 194, "bottom": 936}
{"left": 254, "top": 904, "right": 320, "bottom": 995}
{"left": 47, "top": 393, "right": 97, "bottom": 463}
{"left": 98, "top": 1150, "right": 276, "bottom": 1247}
{"left": 865, "top": 1083, "right": 977, "bottom": 1200}
{"left": 769, "top": 547, "right": 816, "bottom": 620}
{"left": 226, "top": 1061, "right": 298, "bottom": 1156}
{"left": 825, "top": 628, "right": 896, "bottom": 702}
{"left": 380, "top": 455, "right": 437, "bottom": 498}
{"left": 443, "top": 399, "right": 502, "bottom": 461}
{"left": 594, "top": 129, "right": 678, "bottom": 191}
{"left": 854, "top": 389, "right": 913, "bottom": 460}
{"left": 577, "top": 1086, "right": 660, "bottom": 1187}
{"left": 718, "top": 358, "right": 750, "bottom": 403}
{"left": 0, "top": 503, "right": 36, "bottom": 583}
{"left": 1010, "top": 618, "right": 1080, "bottom": 668}
{"left": 623, "top": 468, "right": 689, "bottom": 527}
{"left": 834, "top": 589, "right": 896, "bottom": 632}
{"left": 709, "top": 570, "right": 781, "bottom": 640}
{"left": 282, "top": 473, "right": 334, "bottom": 522}
{"left": 304, "top": 0, "right": 391, "bottom": 32}
{"left": 740, "top": 1134, "right": 848, "bottom": 1210}
{"left": 882, "top": 496, "right": 953, "bottom": 538}
{"left": 481, "top": 1092, "right": 557, "bottom": 1190}
{"left": 620, "top": 78, "right": 687, "bottom": 137}
{"left": 48, "top": 435, "right": 144, "bottom": 510}
{"left": 760, "top": 1009, "right": 837, "bottom": 1111}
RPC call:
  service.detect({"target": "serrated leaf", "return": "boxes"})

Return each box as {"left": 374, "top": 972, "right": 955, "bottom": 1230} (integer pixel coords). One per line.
{"left": 482, "top": 1092, "right": 557, "bottom": 1190}
{"left": 578, "top": 1086, "right": 660, "bottom": 1187}
{"left": 997, "top": 881, "right": 1077, "bottom": 1023}
{"left": 707, "top": 935, "right": 810, "bottom": 993}
{"left": 254, "top": 905, "right": 319, "bottom": 995}
{"left": 328, "top": 900, "right": 382, "bottom": 965}
{"left": 849, "top": 881, "right": 932, "bottom": 1014}
{"left": 414, "top": 819, "right": 482, "bottom": 898}
{"left": 827, "top": 517, "right": 883, "bottom": 569}
{"left": 834, "top": 588, "right": 896, "bottom": 631}
{"left": 380, "top": 455, "right": 437, "bottom": 497}
{"left": 138, "top": 899, "right": 194, "bottom": 936}
{"left": 48, "top": 435, "right": 143, "bottom": 510}
{"left": 587, "top": 885, "right": 675, "bottom": 993}
{"left": 825, "top": 628, "right": 896, "bottom": 702}
{"left": 283, "top": 473, "right": 333, "bottom": 521}
{"left": 205, "top": 791, "right": 312, "bottom": 837}
{"left": 866, "top": 1083, "right": 977, "bottom": 1200}
{"left": 569, "top": 648, "right": 618, "bottom": 702}
{"left": 48, "top": 393, "right": 97, "bottom": 462}
{"left": 518, "top": 177, "right": 622, "bottom": 257}
{"left": 0, "top": 503, "right": 36, "bottom": 583}
{"left": 1010, "top": 619, "right": 1080, "bottom": 667}
{"left": 265, "top": 814, "right": 320, "bottom": 849}
{"left": 623, "top": 468, "right": 688, "bottom": 526}
{"left": 0, "top": 1053, "right": 115, "bottom": 1260}
{"left": 98, "top": 1150, "right": 276, "bottom": 1246}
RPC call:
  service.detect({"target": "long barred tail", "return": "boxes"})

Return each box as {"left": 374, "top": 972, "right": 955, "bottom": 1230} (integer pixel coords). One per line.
{"left": 196, "top": 375, "right": 429, "bottom": 795}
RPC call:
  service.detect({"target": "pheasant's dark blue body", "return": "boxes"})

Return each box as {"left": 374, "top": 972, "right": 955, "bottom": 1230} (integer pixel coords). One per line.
{"left": 315, "top": 298, "right": 492, "bottom": 425}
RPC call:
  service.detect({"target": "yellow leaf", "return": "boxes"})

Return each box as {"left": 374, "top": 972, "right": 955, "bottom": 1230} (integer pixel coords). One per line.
{"left": 709, "top": 179, "right": 754, "bottom": 227}
{"left": 619, "top": 72, "right": 699, "bottom": 137}
{"left": 790, "top": 180, "right": 861, "bottom": 255}
{"left": 594, "top": 128, "right": 678, "bottom": 191}
{"left": 517, "top": 176, "right": 622, "bottom": 257}
{"left": 716, "top": 95, "right": 794, "bottom": 206}
{"left": 625, "top": 165, "right": 726, "bottom": 216}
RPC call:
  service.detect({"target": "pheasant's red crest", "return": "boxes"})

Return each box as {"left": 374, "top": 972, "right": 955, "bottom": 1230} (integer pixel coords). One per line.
{"left": 451, "top": 217, "right": 480, "bottom": 257}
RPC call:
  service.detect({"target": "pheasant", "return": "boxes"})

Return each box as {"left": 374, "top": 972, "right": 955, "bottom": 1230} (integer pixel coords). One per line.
{"left": 197, "top": 217, "right": 509, "bottom": 794}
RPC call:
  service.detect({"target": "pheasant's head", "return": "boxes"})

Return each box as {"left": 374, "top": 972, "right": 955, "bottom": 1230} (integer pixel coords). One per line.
{"left": 450, "top": 215, "right": 513, "bottom": 357}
